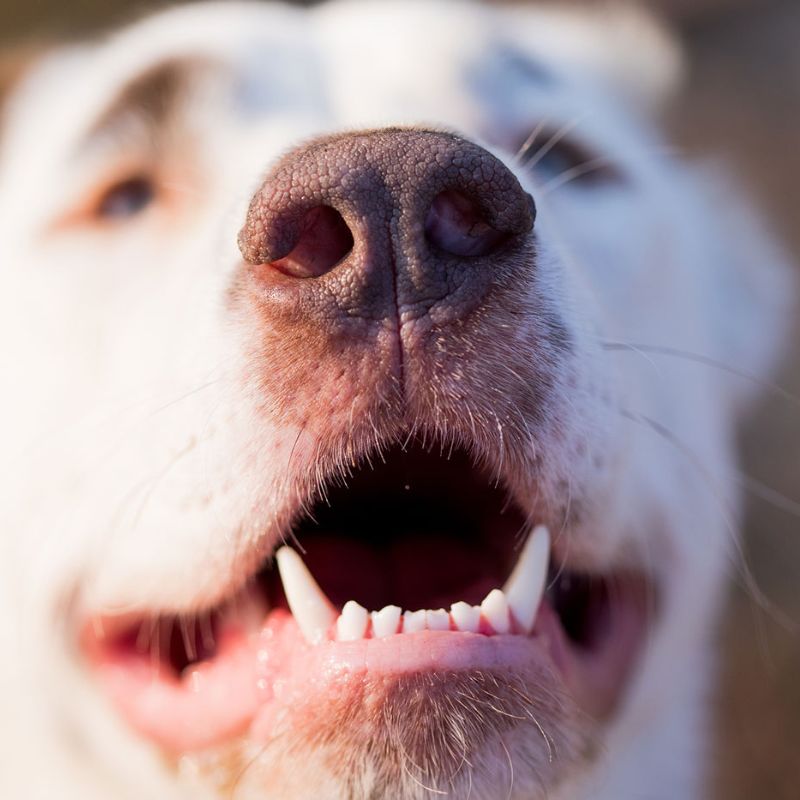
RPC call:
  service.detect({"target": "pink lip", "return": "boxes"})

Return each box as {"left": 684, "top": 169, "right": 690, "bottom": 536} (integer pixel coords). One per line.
{"left": 85, "top": 601, "right": 585, "bottom": 753}
{"left": 84, "top": 563, "right": 650, "bottom": 755}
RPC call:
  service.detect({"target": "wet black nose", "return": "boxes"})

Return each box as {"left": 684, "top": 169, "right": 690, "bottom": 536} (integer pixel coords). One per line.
{"left": 238, "top": 128, "right": 535, "bottom": 324}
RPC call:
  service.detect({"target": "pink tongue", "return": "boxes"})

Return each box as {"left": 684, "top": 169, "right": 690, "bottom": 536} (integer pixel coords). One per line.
{"left": 303, "top": 535, "right": 501, "bottom": 610}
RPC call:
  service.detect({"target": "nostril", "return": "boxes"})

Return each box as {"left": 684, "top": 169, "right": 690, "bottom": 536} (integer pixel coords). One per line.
{"left": 270, "top": 205, "right": 354, "bottom": 279}
{"left": 424, "top": 191, "right": 512, "bottom": 258}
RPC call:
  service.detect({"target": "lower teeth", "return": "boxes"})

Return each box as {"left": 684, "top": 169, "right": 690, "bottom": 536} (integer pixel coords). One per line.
{"left": 276, "top": 526, "right": 551, "bottom": 644}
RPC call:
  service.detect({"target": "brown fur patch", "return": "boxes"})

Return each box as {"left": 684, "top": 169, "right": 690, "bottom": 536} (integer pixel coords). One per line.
{"left": 0, "top": 42, "right": 50, "bottom": 129}
{"left": 87, "top": 57, "right": 203, "bottom": 140}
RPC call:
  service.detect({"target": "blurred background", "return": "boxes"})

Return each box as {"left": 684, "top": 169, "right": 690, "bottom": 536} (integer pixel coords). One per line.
{"left": 1, "top": 0, "right": 798, "bottom": 797}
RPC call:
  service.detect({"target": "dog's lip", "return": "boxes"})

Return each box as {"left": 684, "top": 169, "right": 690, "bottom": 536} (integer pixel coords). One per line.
{"left": 82, "top": 563, "right": 652, "bottom": 753}
{"left": 85, "top": 603, "right": 572, "bottom": 753}
{"left": 80, "top": 443, "right": 653, "bottom": 754}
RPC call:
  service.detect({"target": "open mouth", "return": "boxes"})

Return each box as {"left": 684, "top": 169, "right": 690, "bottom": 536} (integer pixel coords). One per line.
{"left": 83, "top": 442, "right": 652, "bottom": 753}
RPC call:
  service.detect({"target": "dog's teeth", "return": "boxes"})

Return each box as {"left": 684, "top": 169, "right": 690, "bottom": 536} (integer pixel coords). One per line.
{"left": 371, "top": 605, "right": 401, "bottom": 638}
{"left": 275, "top": 546, "right": 337, "bottom": 645}
{"left": 275, "top": 528, "right": 549, "bottom": 645}
{"left": 502, "top": 525, "right": 550, "bottom": 633}
{"left": 337, "top": 601, "right": 369, "bottom": 641}
{"left": 426, "top": 608, "right": 450, "bottom": 631}
{"left": 450, "top": 601, "right": 481, "bottom": 633}
{"left": 402, "top": 609, "right": 427, "bottom": 633}
{"left": 480, "top": 589, "right": 511, "bottom": 634}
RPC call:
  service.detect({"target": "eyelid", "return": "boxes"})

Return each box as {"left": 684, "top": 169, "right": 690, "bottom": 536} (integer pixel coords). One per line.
{"left": 48, "top": 158, "right": 163, "bottom": 232}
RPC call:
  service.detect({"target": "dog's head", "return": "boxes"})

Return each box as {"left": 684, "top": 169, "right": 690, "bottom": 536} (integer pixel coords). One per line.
{"left": 0, "top": 2, "right": 792, "bottom": 799}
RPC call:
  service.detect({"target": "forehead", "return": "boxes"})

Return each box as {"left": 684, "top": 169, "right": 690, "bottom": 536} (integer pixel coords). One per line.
{"left": 1, "top": 0, "right": 651, "bottom": 213}
{"left": 6, "top": 1, "right": 576, "bottom": 146}
{"left": 311, "top": 0, "right": 559, "bottom": 126}
{"left": 133, "top": 0, "right": 567, "bottom": 131}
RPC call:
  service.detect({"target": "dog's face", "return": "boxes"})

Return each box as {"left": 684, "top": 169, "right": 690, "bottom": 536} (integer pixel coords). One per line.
{"left": 0, "top": 2, "right": 791, "bottom": 799}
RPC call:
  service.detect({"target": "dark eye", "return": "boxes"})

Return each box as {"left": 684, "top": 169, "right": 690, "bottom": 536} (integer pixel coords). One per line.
{"left": 518, "top": 130, "right": 618, "bottom": 189}
{"left": 96, "top": 176, "right": 156, "bottom": 220}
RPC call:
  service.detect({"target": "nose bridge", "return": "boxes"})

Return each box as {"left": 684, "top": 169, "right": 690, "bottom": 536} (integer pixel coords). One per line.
{"left": 238, "top": 127, "right": 535, "bottom": 328}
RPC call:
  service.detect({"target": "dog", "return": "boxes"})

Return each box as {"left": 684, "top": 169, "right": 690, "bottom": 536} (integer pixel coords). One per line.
{"left": 0, "top": 1, "right": 793, "bottom": 798}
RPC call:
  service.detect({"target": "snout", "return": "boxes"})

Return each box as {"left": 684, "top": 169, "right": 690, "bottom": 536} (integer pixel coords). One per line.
{"left": 238, "top": 128, "right": 535, "bottom": 329}
{"left": 234, "top": 128, "right": 545, "bottom": 439}
{"left": 82, "top": 127, "right": 653, "bottom": 781}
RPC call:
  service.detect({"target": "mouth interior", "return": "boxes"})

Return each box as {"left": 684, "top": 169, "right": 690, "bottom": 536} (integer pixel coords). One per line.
{"left": 86, "top": 440, "right": 654, "bottom": 747}
{"left": 130, "top": 442, "right": 622, "bottom": 679}
{"left": 275, "top": 443, "right": 526, "bottom": 613}
{"left": 110, "top": 444, "right": 619, "bottom": 677}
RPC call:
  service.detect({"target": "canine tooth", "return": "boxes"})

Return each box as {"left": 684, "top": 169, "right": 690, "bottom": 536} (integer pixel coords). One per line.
{"left": 502, "top": 525, "right": 550, "bottom": 633}
{"left": 426, "top": 609, "right": 450, "bottom": 631}
{"left": 481, "top": 589, "right": 511, "bottom": 634}
{"left": 450, "top": 601, "right": 481, "bottom": 633}
{"left": 337, "top": 601, "right": 369, "bottom": 641}
{"left": 275, "top": 546, "right": 337, "bottom": 645}
{"left": 371, "top": 605, "right": 402, "bottom": 638}
{"left": 403, "top": 610, "right": 427, "bottom": 633}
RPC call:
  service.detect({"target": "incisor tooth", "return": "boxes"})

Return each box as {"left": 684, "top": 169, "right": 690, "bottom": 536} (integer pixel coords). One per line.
{"left": 337, "top": 600, "right": 368, "bottom": 641}
{"left": 275, "top": 546, "right": 336, "bottom": 645}
{"left": 450, "top": 601, "right": 481, "bottom": 633}
{"left": 403, "top": 610, "right": 427, "bottom": 633}
{"left": 426, "top": 609, "right": 450, "bottom": 631}
{"left": 502, "top": 525, "right": 550, "bottom": 633}
{"left": 371, "top": 605, "right": 401, "bottom": 638}
{"left": 480, "top": 589, "right": 511, "bottom": 634}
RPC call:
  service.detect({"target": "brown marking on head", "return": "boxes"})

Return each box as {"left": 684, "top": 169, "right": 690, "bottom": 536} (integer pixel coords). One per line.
{"left": 0, "top": 42, "right": 51, "bottom": 135}
{"left": 87, "top": 57, "right": 204, "bottom": 141}
{"left": 49, "top": 57, "right": 214, "bottom": 232}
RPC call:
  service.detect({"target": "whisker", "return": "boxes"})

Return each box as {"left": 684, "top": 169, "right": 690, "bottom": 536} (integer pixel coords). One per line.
{"left": 734, "top": 471, "right": 800, "bottom": 520}
{"left": 620, "top": 407, "right": 798, "bottom": 634}
{"left": 199, "top": 611, "right": 215, "bottom": 652}
{"left": 136, "top": 617, "right": 156, "bottom": 654}
{"left": 498, "top": 734, "right": 514, "bottom": 800}
{"left": 602, "top": 340, "right": 800, "bottom": 410}
{"left": 539, "top": 156, "right": 616, "bottom": 195}
{"left": 160, "top": 180, "right": 205, "bottom": 199}
{"left": 150, "top": 616, "right": 164, "bottom": 676}
{"left": 146, "top": 377, "right": 223, "bottom": 418}
{"left": 521, "top": 115, "right": 588, "bottom": 170}
{"left": 604, "top": 337, "right": 800, "bottom": 519}
{"left": 180, "top": 615, "right": 198, "bottom": 663}
{"left": 514, "top": 118, "right": 549, "bottom": 163}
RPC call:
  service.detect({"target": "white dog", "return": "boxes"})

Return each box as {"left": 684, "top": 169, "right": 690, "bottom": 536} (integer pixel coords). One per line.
{"left": 0, "top": 2, "right": 792, "bottom": 798}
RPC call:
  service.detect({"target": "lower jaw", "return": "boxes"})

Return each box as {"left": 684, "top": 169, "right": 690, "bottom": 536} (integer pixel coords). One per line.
{"left": 87, "top": 589, "right": 643, "bottom": 755}
{"left": 174, "top": 638, "right": 591, "bottom": 800}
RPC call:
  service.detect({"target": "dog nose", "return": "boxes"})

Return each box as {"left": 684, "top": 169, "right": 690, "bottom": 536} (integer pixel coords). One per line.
{"left": 238, "top": 128, "right": 535, "bottom": 325}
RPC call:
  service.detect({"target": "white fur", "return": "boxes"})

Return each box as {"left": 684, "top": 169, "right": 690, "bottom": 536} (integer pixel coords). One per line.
{"left": 0, "top": 2, "right": 792, "bottom": 798}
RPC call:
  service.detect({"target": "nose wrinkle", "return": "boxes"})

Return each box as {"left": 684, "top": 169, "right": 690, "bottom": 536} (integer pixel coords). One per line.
{"left": 235, "top": 129, "right": 539, "bottom": 427}
{"left": 228, "top": 129, "right": 558, "bottom": 444}
{"left": 238, "top": 128, "right": 535, "bottom": 326}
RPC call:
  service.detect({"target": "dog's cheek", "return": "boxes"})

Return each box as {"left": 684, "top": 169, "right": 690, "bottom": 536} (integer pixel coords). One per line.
{"left": 692, "top": 167, "right": 795, "bottom": 413}
{"left": 0, "top": 224, "right": 251, "bottom": 612}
